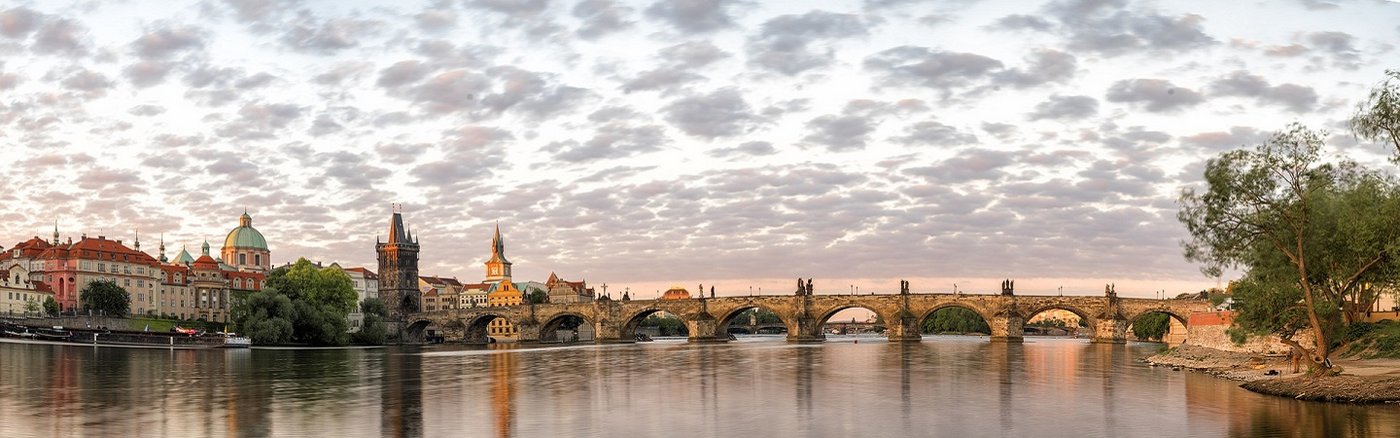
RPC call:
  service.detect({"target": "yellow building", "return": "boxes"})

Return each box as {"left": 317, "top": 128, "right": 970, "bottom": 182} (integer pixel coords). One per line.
{"left": 485, "top": 225, "right": 522, "bottom": 339}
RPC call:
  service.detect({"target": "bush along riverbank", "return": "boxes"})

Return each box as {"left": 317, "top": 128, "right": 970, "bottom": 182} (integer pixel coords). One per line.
{"left": 1148, "top": 343, "right": 1400, "bottom": 404}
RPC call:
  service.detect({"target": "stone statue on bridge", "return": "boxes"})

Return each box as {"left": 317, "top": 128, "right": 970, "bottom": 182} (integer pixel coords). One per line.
{"left": 807, "top": 278, "right": 813, "bottom": 296}
{"left": 710, "top": 286, "right": 714, "bottom": 298}
{"left": 797, "top": 278, "right": 804, "bottom": 296}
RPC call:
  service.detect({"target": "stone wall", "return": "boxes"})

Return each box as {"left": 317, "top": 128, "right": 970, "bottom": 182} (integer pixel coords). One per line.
{"left": 1183, "top": 311, "right": 1312, "bottom": 355}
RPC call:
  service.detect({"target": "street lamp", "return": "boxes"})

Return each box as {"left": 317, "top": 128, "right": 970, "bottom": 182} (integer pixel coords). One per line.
{"left": 1058, "top": 286, "right": 1063, "bottom": 297}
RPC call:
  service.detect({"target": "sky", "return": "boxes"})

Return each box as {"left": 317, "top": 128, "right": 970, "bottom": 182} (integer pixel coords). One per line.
{"left": 1, "top": 0, "right": 1397, "bottom": 300}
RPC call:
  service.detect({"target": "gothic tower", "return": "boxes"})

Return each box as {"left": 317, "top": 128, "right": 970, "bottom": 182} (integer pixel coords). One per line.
{"left": 484, "top": 224, "right": 512, "bottom": 283}
{"left": 377, "top": 211, "right": 421, "bottom": 328}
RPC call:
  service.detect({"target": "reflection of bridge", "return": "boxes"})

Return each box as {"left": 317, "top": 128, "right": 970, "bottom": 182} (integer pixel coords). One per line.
{"left": 402, "top": 293, "right": 1210, "bottom": 344}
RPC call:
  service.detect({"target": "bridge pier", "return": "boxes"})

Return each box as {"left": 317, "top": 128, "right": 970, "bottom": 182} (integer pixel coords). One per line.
{"left": 1091, "top": 319, "right": 1128, "bottom": 344}
{"left": 686, "top": 315, "right": 726, "bottom": 343}
{"left": 885, "top": 312, "right": 923, "bottom": 343}
{"left": 594, "top": 320, "right": 632, "bottom": 344}
{"left": 788, "top": 315, "right": 824, "bottom": 343}
{"left": 990, "top": 314, "right": 1024, "bottom": 343}
{"left": 514, "top": 321, "right": 541, "bottom": 344}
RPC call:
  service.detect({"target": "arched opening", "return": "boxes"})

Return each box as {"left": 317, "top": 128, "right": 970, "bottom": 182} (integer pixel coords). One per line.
{"left": 1023, "top": 306, "right": 1093, "bottom": 338}
{"left": 1128, "top": 311, "right": 1189, "bottom": 345}
{"left": 464, "top": 314, "right": 510, "bottom": 344}
{"left": 816, "top": 306, "right": 886, "bottom": 337}
{"left": 718, "top": 306, "right": 788, "bottom": 337}
{"left": 405, "top": 320, "right": 434, "bottom": 343}
{"left": 539, "top": 313, "right": 594, "bottom": 343}
{"left": 919, "top": 305, "right": 991, "bottom": 336}
{"left": 622, "top": 309, "right": 689, "bottom": 341}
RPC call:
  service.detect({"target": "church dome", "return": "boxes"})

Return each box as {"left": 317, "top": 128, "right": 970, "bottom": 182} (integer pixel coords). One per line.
{"left": 223, "top": 211, "right": 268, "bottom": 251}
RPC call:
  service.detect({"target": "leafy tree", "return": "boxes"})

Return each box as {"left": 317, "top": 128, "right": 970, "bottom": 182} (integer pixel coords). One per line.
{"left": 235, "top": 291, "right": 295, "bottom": 345}
{"left": 921, "top": 307, "right": 990, "bottom": 334}
{"left": 1133, "top": 313, "right": 1171, "bottom": 341}
{"left": 1178, "top": 124, "right": 1400, "bottom": 374}
{"left": 527, "top": 289, "right": 548, "bottom": 304}
{"left": 42, "top": 296, "right": 58, "bottom": 316}
{"left": 352, "top": 298, "right": 389, "bottom": 345}
{"left": 1351, "top": 69, "right": 1400, "bottom": 158}
{"left": 79, "top": 280, "right": 130, "bottom": 317}
{"left": 232, "top": 258, "right": 359, "bottom": 346}
{"left": 734, "top": 308, "right": 782, "bottom": 324}
{"left": 24, "top": 298, "right": 40, "bottom": 314}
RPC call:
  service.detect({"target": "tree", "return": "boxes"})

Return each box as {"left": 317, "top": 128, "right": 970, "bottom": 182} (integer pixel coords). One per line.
{"left": 237, "top": 291, "right": 295, "bottom": 345}
{"left": 1351, "top": 69, "right": 1400, "bottom": 158}
{"left": 24, "top": 298, "right": 40, "bottom": 315}
{"left": 1178, "top": 124, "right": 1400, "bottom": 375}
{"left": 352, "top": 298, "right": 389, "bottom": 345}
{"left": 233, "top": 258, "right": 359, "bottom": 346}
{"left": 79, "top": 280, "right": 130, "bottom": 317}
{"left": 527, "top": 289, "right": 548, "bottom": 305}
{"left": 921, "top": 307, "right": 990, "bottom": 334}
{"left": 43, "top": 296, "right": 58, "bottom": 316}
{"left": 1133, "top": 313, "right": 1171, "bottom": 341}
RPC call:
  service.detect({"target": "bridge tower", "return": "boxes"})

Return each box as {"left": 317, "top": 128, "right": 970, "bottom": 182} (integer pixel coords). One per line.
{"left": 377, "top": 209, "right": 421, "bottom": 339}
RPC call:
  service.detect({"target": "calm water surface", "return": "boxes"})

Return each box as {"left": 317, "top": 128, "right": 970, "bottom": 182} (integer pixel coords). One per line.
{"left": 1, "top": 336, "right": 1397, "bottom": 437}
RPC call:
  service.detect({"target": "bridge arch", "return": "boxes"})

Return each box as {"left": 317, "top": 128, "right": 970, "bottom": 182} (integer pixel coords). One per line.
{"left": 462, "top": 312, "right": 514, "bottom": 344}
{"left": 538, "top": 311, "right": 594, "bottom": 343}
{"left": 918, "top": 303, "right": 993, "bottom": 335}
{"left": 716, "top": 304, "right": 791, "bottom": 336}
{"left": 1021, "top": 304, "right": 1097, "bottom": 331}
{"left": 814, "top": 305, "right": 890, "bottom": 336}
{"left": 1123, "top": 309, "right": 1189, "bottom": 344}
{"left": 620, "top": 308, "right": 690, "bottom": 340}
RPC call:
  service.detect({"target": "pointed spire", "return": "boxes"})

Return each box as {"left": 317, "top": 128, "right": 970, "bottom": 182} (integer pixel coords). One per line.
{"left": 492, "top": 222, "right": 505, "bottom": 256}
{"left": 239, "top": 209, "right": 252, "bottom": 227}
{"left": 387, "top": 210, "right": 408, "bottom": 244}
{"left": 52, "top": 220, "right": 59, "bottom": 245}
{"left": 201, "top": 240, "right": 210, "bottom": 256}
{"left": 134, "top": 229, "right": 141, "bottom": 251}
{"left": 158, "top": 234, "right": 167, "bottom": 263}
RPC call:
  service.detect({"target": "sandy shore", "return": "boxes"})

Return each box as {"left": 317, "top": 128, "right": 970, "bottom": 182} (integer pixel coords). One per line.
{"left": 1148, "top": 345, "right": 1400, "bottom": 403}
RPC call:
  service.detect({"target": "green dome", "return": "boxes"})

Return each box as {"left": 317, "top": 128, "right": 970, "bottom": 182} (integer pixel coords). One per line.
{"left": 223, "top": 212, "right": 269, "bottom": 250}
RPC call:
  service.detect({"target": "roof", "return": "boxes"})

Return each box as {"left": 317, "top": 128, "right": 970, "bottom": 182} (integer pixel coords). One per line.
{"left": 173, "top": 247, "right": 195, "bottom": 265}
{"left": 344, "top": 267, "right": 377, "bottom": 279}
{"left": 223, "top": 211, "right": 269, "bottom": 250}
{"left": 192, "top": 254, "right": 220, "bottom": 270}
{"left": 42, "top": 236, "right": 159, "bottom": 267}
{"left": 1, "top": 237, "right": 52, "bottom": 261}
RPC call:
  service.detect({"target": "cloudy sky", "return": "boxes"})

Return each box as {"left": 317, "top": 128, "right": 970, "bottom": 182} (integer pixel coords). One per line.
{"left": 1, "top": 0, "right": 1397, "bottom": 299}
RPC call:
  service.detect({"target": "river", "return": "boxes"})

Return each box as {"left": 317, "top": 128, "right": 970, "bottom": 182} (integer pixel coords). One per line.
{"left": 1, "top": 335, "right": 1396, "bottom": 437}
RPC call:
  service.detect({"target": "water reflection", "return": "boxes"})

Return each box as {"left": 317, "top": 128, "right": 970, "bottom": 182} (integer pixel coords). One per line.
{"left": 2, "top": 338, "right": 1399, "bottom": 437}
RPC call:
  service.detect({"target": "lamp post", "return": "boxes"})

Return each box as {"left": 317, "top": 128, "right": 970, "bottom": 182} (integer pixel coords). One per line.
{"left": 1058, "top": 286, "right": 1063, "bottom": 297}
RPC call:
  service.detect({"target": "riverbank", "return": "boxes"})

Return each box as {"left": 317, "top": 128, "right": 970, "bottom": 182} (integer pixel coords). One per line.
{"left": 1148, "top": 344, "right": 1400, "bottom": 403}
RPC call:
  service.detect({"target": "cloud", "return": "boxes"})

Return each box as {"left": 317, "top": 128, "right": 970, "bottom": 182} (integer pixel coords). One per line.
{"left": 1180, "top": 126, "right": 1267, "bottom": 152}
{"left": 0, "top": 7, "right": 41, "bottom": 38}
{"left": 893, "top": 120, "right": 978, "bottom": 147}
{"left": 993, "top": 49, "right": 1077, "bottom": 88}
{"left": 60, "top": 68, "right": 113, "bottom": 95}
{"left": 573, "top": 0, "right": 634, "bottom": 39}
{"left": 1028, "top": 95, "right": 1098, "bottom": 120}
{"left": 124, "top": 61, "right": 173, "bottom": 87}
{"left": 864, "top": 46, "right": 1003, "bottom": 97}
{"left": 33, "top": 17, "right": 88, "bottom": 56}
{"left": 1105, "top": 78, "right": 1203, "bottom": 112}
{"left": 128, "top": 104, "right": 166, "bottom": 116}
{"left": 281, "top": 16, "right": 379, "bottom": 53}
{"left": 215, "top": 102, "right": 305, "bottom": 139}
{"left": 1015, "top": 0, "right": 1216, "bottom": 56}
{"left": 1209, "top": 71, "right": 1317, "bottom": 112}
{"left": 132, "top": 27, "right": 204, "bottom": 59}
{"left": 804, "top": 114, "right": 876, "bottom": 151}
{"left": 549, "top": 124, "right": 669, "bottom": 162}
{"left": 709, "top": 141, "right": 776, "bottom": 158}
{"left": 663, "top": 88, "right": 764, "bottom": 138}
{"left": 746, "top": 10, "right": 871, "bottom": 76}
{"left": 659, "top": 41, "right": 729, "bottom": 68}
{"left": 645, "top": 0, "right": 737, "bottom": 33}
{"left": 1306, "top": 31, "right": 1361, "bottom": 69}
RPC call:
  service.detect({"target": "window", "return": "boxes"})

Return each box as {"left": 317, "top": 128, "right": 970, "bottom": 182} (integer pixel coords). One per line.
{"left": 254, "top": 254, "right": 261, "bottom": 266}
{"left": 238, "top": 254, "right": 246, "bottom": 265}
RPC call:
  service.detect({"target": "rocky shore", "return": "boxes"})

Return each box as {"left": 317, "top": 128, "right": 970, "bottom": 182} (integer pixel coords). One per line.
{"left": 1148, "top": 345, "right": 1400, "bottom": 403}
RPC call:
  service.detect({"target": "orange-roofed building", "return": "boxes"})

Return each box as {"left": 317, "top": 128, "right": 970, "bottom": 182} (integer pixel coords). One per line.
{"left": 661, "top": 286, "right": 691, "bottom": 300}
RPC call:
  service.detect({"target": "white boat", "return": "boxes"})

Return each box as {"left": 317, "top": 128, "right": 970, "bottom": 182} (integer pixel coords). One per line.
{"left": 221, "top": 336, "right": 252, "bottom": 348}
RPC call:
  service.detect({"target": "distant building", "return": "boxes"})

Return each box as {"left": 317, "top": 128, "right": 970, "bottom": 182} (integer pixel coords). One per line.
{"left": 660, "top": 286, "right": 691, "bottom": 300}
{"left": 0, "top": 261, "right": 53, "bottom": 315}
{"left": 0, "top": 212, "right": 268, "bottom": 322}
{"left": 545, "top": 272, "right": 594, "bottom": 304}
{"left": 420, "top": 275, "right": 464, "bottom": 312}
{"left": 377, "top": 211, "right": 421, "bottom": 328}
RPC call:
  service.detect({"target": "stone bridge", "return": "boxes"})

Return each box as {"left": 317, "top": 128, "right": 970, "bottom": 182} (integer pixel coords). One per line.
{"left": 402, "top": 292, "right": 1212, "bottom": 345}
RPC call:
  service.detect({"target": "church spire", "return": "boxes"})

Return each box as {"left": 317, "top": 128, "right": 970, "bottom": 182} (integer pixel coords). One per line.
{"left": 159, "top": 234, "right": 167, "bottom": 263}
{"left": 134, "top": 229, "right": 140, "bottom": 251}
{"left": 52, "top": 220, "right": 59, "bottom": 245}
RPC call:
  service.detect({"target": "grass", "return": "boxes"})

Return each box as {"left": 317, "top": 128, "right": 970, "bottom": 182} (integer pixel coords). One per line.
{"left": 1339, "top": 321, "right": 1400, "bottom": 359}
